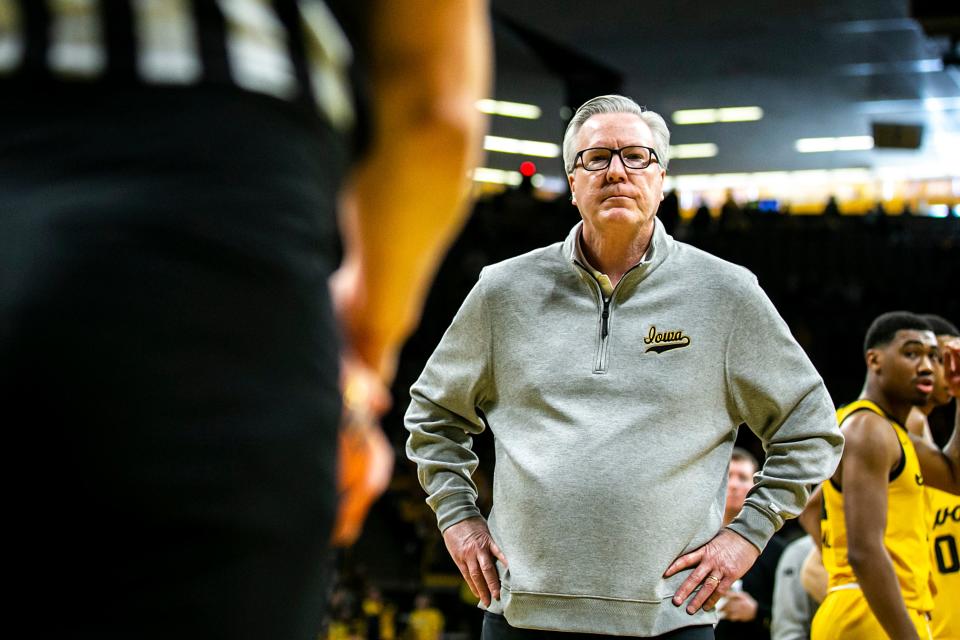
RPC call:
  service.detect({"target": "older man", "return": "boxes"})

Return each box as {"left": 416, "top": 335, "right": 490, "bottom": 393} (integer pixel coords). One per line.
{"left": 405, "top": 95, "right": 843, "bottom": 639}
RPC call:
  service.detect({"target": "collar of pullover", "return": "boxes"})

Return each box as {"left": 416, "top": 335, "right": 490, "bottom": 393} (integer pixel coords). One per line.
{"left": 563, "top": 217, "right": 673, "bottom": 298}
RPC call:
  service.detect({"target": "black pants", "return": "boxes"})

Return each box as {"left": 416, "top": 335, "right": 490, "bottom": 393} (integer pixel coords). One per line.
{"left": 2, "top": 86, "right": 345, "bottom": 639}
{"left": 482, "top": 612, "right": 714, "bottom": 639}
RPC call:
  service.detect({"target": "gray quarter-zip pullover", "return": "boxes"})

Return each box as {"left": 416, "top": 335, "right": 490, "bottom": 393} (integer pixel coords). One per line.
{"left": 405, "top": 219, "right": 842, "bottom": 636}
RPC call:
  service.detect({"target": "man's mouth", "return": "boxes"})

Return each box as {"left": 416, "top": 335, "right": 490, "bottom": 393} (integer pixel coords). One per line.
{"left": 916, "top": 378, "right": 934, "bottom": 394}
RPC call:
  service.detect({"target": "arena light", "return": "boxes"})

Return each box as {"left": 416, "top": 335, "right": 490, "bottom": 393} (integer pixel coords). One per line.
{"left": 831, "top": 18, "right": 916, "bottom": 34}
{"left": 859, "top": 97, "right": 960, "bottom": 114}
{"left": 666, "top": 167, "right": 873, "bottom": 191}
{"left": 839, "top": 59, "right": 942, "bottom": 76}
{"left": 484, "top": 135, "right": 560, "bottom": 158}
{"left": 716, "top": 107, "right": 764, "bottom": 122}
{"left": 472, "top": 167, "right": 522, "bottom": 186}
{"left": 669, "top": 143, "right": 719, "bottom": 159}
{"left": 795, "top": 136, "right": 874, "bottom": 153}
{"left": 671, "top": 106, "right": 763, "bottom": 125}
{"left": 476, "top": 99, "right": 542, "bottom": 119}
{"left": 671, "top": 109, "right": 715, "bottom": 125}
{"left": 928, "top": 204, "right": 950, "bottom": 218}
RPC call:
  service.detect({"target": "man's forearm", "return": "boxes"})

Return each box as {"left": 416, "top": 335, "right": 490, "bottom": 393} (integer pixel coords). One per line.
{"left": 850, "top": 546, "right": 920, "bottom": 639}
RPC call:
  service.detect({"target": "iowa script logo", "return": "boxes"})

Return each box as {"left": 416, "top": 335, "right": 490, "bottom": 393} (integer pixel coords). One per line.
{"left": 644, "top": 325, "right": 691, "bottom": 354}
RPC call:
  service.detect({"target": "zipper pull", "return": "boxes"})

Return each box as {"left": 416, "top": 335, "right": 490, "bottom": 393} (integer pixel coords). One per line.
{"left": 601, "top": 298, "right": 610, "bottom": 339}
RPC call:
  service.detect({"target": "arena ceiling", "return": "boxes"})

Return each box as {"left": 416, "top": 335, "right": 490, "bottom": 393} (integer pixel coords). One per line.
{"left": 484, "top": 0, "right": 960, "bottom": 193}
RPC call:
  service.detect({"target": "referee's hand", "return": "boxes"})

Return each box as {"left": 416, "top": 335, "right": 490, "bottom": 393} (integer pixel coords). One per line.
{"left": 442, "top": 517, "right": 509, "bottom": 607}
{"left": 331, "top": 356, "right": 394, "bottom": 547}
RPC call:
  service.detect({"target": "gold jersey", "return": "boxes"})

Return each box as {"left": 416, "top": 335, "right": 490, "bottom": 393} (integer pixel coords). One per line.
{"left": 928, "top": 486, "right": 960, "bottom": 639}
{"left": 820, "top": 399, "right": 934, "bottom": 612}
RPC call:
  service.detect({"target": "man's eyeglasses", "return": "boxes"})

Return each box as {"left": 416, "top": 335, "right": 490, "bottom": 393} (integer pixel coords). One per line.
{"left": 575, "top": 145, "right": 659, "bottom": 171}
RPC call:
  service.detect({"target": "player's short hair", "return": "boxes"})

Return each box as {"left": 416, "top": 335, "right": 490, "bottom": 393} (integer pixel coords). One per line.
{"left": 920, "top": 314, "right": 959, "bottom": 338}
{"left": 730, "top": 447, "right": 759, "bottom": 472}
{"left": 863, "top": 311, "right": 932, "bottom": 353}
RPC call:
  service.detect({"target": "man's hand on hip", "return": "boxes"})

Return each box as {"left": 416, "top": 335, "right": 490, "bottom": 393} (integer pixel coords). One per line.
{"left": 442, "top": 516, "right": 508, "bottom": 607}
{"left": 663, "top": 528, "right": 761, "bottom": 615}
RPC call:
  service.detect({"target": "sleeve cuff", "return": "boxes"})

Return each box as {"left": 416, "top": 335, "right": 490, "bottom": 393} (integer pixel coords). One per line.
{"left": 726, "top": 502, "right": 780, "bottom": 552}
{"left": 436, "top": 491, "right": 483, "bottom": 532}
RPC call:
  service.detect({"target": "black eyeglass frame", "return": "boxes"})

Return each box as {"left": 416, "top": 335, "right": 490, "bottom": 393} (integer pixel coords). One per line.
{"left": 574, "top": 145, "right": 660, "bottom": 171}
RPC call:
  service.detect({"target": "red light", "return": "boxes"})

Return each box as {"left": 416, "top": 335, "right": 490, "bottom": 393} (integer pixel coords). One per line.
{"left": 519, "top": 161, "right": 537, "bottom": 177}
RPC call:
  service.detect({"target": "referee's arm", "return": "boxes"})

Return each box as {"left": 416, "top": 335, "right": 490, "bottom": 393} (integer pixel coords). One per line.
{"left": 333, "top": 0, "right": 492, "bottom": 382}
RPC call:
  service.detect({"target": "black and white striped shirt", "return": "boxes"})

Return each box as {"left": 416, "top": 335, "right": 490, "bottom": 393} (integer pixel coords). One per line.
{"left": 0, "top": 0, "right": 361, "bottom": 131}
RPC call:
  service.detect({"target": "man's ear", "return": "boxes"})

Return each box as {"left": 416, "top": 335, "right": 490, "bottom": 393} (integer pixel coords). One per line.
{"left": 866, "top": 348, "right": 882, "bottom": 374}
{"left": 568, "top": 173, "right": 577, "bottom": 206}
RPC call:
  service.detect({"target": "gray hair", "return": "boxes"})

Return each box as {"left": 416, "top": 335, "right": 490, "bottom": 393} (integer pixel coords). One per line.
{"left": 562, "top": 95, "right": 671, "bottom": 173}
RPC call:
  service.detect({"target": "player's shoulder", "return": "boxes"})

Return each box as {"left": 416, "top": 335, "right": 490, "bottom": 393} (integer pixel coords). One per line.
{"left": 839, "top": 406, "right": 891, "bottom": 431}
{"left": 840, "top": 409, "right": 901, "bottom": 460}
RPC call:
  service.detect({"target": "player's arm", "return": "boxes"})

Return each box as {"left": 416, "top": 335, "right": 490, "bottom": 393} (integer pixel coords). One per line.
{"left": 798, "top": 483, "right": 822, "bottom": 546}
{"left": 910, "top": 431, "right": 960, "bottom": 494}
{"left": 842, "top": 412, "right": 922, "bottom": 640}
{"left": 800, "top": 545, "right": 827, "bottom": 603}
{"left": 911, "top": 338, "right": 960, "bottom": 494}
{"left": 904, "top": 407, "right": 934, "bottom": 441}
{"left": 333, "top": 0, "right": 492, "bottom": 380}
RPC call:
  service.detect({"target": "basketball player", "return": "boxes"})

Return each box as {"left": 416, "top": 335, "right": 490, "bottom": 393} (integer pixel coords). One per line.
{"left": 811, "top": 311, "right": 960, "bottom": 640}
{"left": 905, "top": 315, "right": 960, "bottom": 640}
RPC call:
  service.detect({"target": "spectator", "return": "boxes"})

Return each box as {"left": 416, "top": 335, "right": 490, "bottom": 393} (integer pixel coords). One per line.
{"left": 771, "top": 536, "right": 819, "bottom": 640}
{"left": 406, "top": 594, "right": 445, "bottom": 640}
{"left": 716, "top": 448, "right": 788, "bottom": 640}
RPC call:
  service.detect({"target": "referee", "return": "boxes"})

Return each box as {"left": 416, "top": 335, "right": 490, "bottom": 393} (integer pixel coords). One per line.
{"left": 1, "top": 1, "right": 489, "bottom": 638}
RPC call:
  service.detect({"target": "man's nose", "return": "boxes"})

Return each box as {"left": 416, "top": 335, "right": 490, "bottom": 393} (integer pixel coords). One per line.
{"left": 605, "top": 153, "right": 628, "bottom": 182}
{"left": 919, "top": 354, "right": 935, "bottom": 374}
